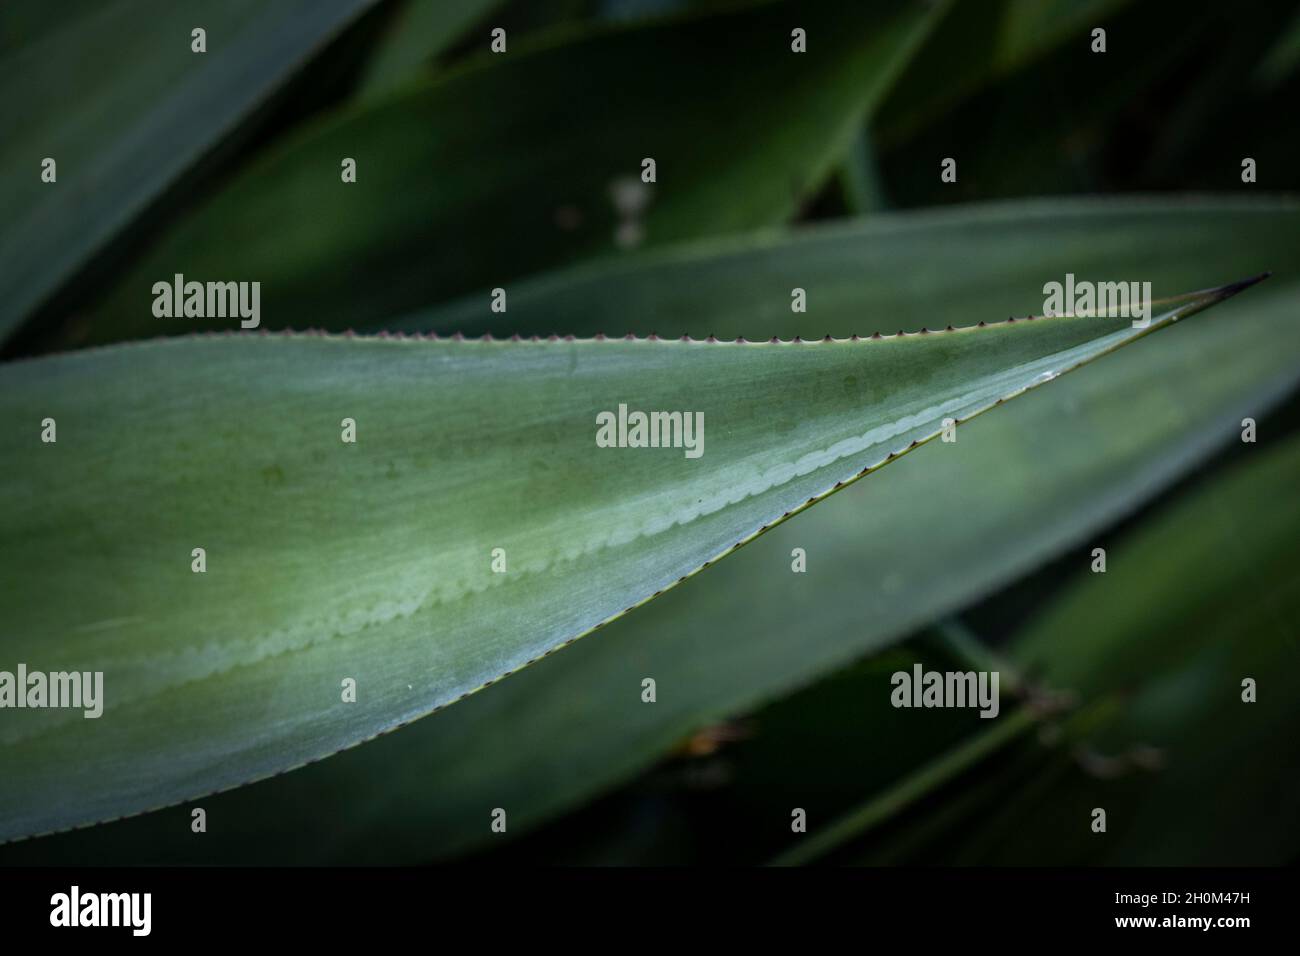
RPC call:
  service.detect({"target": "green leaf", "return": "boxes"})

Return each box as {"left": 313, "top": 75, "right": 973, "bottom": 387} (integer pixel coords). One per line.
{"left": 778, "top": 418, "right": 1300, "bottom": 866}
{"left": 0, "top": 274, "right": 1264, "bottom": 845}
{"left": 1011, "top": 428, "right": 1300, "bottom": 700}
{"left": 0, "top": 0, "right": 379, "bottom": 345}
{"left": 772, "top": 706, "right": 1038, "bottom": 866}
{"left": 8, "top": 198, "right": 1296, "bottom": 864}
{"left": 353, "top": 0, "right": 502, "bottom": 102}
{"left": 400, "top": 196, "right": 1300, "bottom": 338}
{"left": 873, "top": 0, "right": 1133, "bottom": 147}
{"left": 1253, "top": 5, "right": 1300, "bottom": 89}
{"left": 836, "top": 126, "right": 889, "bottom": 214}
{"left": 70, "top": 0, "right": 944, "bottom": 347}
{"left": 875, "top": 5, "right": 1218, "bottom": 205}
{"left": 902, "top": 434, "right": 1300, "bottom": 865}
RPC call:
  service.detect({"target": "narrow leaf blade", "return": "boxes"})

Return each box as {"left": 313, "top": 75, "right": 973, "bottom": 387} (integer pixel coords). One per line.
{"left": 71, "top": 0, "right": 943, "bottom": 346}
{"left": 0, "top": 0, "right": 378, "bottom": 343}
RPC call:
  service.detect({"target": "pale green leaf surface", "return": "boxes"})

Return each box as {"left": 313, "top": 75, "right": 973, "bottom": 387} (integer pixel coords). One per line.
{"left": 75, "top": 0, "right": 943, "bottom": 346}
{"left": 248, "top": 284, "right": 1300, "bottom": 864}
{"left": 0, "top": 0, "right": 379, "bottom": 343}
{"left": 0, "top": 275, "right": 1262, "bottom": 846}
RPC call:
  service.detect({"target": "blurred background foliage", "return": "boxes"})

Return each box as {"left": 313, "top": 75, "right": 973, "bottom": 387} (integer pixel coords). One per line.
{"left": 2, "top": 0, "right": 1298, "bottom": 865}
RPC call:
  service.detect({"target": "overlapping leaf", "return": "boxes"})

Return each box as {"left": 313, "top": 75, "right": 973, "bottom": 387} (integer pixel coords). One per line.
{"left": 353, "top": 0, "right": 502, "bottom": 101}
{"left": 0, "top": 0, "right": 379, "bottom": 344}
{"left": 857, "top": 435, "right": 1300, "bottom": 866}
{"left": 401, "top": 196, "right": 1299, "bottom": 338}
{"left": 873, "top": 0, "right": 1133, "bottom": 147}
{"left": 0, "top": 269, "right": 1263, "bottom": 845}
{"left": 991, "top": 435, "right": 1300, "bottom": 865}
{"left": 69, "top": 0, "right": 943, "bottom": 346}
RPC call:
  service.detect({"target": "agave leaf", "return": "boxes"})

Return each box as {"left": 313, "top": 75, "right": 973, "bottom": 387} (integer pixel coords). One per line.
{"left": 385, "top": 636, "right": 1031, "bottom": 866}
{"left": 874, "top": 0, "right": 1133, "bottom": 147}
{"left": 0, "top": 0, "right": 379, "bottom": 345}
{"left": 13, "top": 275, "right": 1292, "bottom": 865}
{"left": 6, "top": 197, "right": 1294, "bottom": 862}
{"left": 877, "top": 6, "right": 1218, "bottom": 205}
{"left": 767, "top": 432, "right": 1300, "bottom": 867}
{"left": 68, "top": 0, "right": 943, "bottom": 347}
{"left": 893, "top": 434, "right": 1300, "bottom": 865}
{"left": 335, "top": 282, "right": 1300, "bottom": 865}
{"left": 353, "top": 0, "right": 502, "bottom": 102}
{"left": 399, "top": 196, "right": 1300, "bottom": 338}
{"left": 1254, "top": 5, "right": 1300, "bottom": 89}
{"left": 836, "top": 126, "right": 890, "bottom": 214}
{"left": 1011, "top": 426, "right": 1300, "bottom": 701}
{"left": 0, "top": 277, "right": 1262, "bottom": 843}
